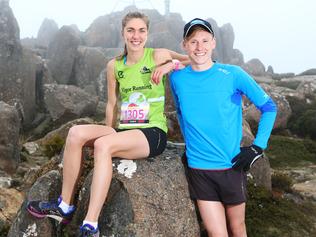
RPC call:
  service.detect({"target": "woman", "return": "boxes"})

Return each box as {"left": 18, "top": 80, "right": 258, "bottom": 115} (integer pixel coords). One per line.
{"left": 27, "top": 11, "right": 187, "bottom": 237}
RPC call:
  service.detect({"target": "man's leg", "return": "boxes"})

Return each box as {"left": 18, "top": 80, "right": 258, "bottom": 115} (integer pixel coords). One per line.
{"left": 197, "top": 200, "right": 228, "bottom": 237}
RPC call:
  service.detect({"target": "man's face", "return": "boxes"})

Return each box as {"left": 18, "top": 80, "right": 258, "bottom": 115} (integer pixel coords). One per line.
{"left": 183, "top": 30, "right": 216, "bottom": 67}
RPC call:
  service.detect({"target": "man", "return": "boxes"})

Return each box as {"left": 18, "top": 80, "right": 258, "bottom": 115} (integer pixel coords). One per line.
{"left": 168, "top": 18, "right": 277, "bottom": 237}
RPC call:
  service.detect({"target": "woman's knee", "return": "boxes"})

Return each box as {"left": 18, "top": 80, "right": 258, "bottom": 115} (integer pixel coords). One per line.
{"left": 93, "top": 137, "right": 113, "bottom": 155}
{"left": 66, "top": 125, "right": 87, "bottom": 145}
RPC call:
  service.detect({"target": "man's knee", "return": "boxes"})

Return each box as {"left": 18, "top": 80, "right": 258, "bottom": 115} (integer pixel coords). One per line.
{"left": 229, "top": 221, "right": 246, "bottom": 237}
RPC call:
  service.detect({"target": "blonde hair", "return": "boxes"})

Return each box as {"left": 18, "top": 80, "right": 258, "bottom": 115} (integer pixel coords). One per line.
{"left": 117, "top": 11, "right": 150, "bottom": 60}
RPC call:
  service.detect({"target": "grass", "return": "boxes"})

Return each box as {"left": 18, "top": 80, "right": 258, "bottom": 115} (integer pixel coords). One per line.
{"left": 265, "top": 135, "right": 316, "bottom": 168}
{"left": 246, "top": 135, "right": 316, "bottom": 236}
{"left": 246, "top": 181, "right": 316, "bottom": 237}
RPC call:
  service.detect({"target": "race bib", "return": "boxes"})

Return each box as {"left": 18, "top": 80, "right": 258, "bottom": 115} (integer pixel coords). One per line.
{"left": 120, "top": 92, "right": 150, "bottom": 125}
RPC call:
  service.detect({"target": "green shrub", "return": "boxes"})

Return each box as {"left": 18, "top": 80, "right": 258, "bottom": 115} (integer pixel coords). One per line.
{"left": 265, "top": 135, "right": 316, "bottom": 168}
{"left": 246, "top": 181, "right": 316, "bottom": 237}
{"left": 43, "top": 135, "right": 65, "bottom": 158}
{"left": 271, "top": 172, "right": 293, "bottom": 193}
{"left": 287, "top": 96, "right": 316, "bottom": 140}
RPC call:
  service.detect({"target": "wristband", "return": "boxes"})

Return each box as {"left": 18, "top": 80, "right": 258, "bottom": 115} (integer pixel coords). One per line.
{"left": 172, "top": 59, "right": 180, "bottom": 71}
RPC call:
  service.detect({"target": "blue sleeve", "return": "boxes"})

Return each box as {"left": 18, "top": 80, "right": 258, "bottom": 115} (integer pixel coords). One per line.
{"left": 253, "top": 98, "right": 277, "bottom": 149}
{"left": 234, "top": 67, "right": 277, "bottom": 149}
{"left": 169, "top": 73, "right": 185, "bottom": 138}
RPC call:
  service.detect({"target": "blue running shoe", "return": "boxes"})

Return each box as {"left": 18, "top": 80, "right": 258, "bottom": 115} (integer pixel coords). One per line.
{"left": 27, "top": 197, "right": 74, "bottom": 224}
{"left": 79, "top": 224, "right": 100, "bottom": 237}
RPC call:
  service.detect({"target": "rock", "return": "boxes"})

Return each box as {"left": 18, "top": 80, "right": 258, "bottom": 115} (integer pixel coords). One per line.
{"left": 8, "top": 170, "right": 62, "bottom": 237}
{"left": 11, "top": 150, "right": 200, "bottom": 236}
{"left": 244, "top": 84, "right": 292, "bottom": 129}
{"left": 0, "top": 176, "right": 12, "bottom": 188}
{"left": 36, "top": 117, "right": 95, "bottom": 145}
{"left": 243, "top": 58, "right": 266, "bottom": 76}
{"left": 72, "top": 46, "right": 106, "bottom": 95}
{"left": 69, "top": 150, "right": 200, "bottom": 236}
{"left": 37, "top": 18, "right": 59, "bottom": 48}
{"left": 296, "top": 76, "right": 316, "bottom": 97}
{"left": 220, "top": 23, "right": 235, "bottom": 63}
{"left": 47, "top": 25, "right": 81, "bottom": 84}
{"left": 298, "top": 68, "right": 316, "bottom": 76}
{"left": 84, "top": 15, "right": 121, "bottom": 48}
{"left": 43, "top": 84, "right": 98, "bottom": 124}
{"left": 242, "top": 119, "right": 272, "bottom": 190}
{"left": 0, "top": 188, "right": 24, "bottom": 233}
{"left": 267, "top": 65, "right": 274, "bottom": 74}
{"left": 0, "top": 101, "right": 20, "bottom": 174}
{"left": 0, "top": 2, "right": 39, "bottom": 127}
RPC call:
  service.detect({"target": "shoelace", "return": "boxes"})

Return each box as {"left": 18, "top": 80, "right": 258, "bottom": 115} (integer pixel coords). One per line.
{"left": 40, "top": 201, "right": 58, "bottom": 210}
{"left": 80, "top": 228, "right": 96, "bottom": 237}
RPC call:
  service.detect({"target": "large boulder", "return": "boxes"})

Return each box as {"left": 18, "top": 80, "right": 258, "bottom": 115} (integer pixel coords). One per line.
{"left": 43, "top": 84, "right": 98, "bottom": 124}
{"left": 47, "top": 26, "right": 81, "bottom": 84}
{"left": 244, "top": 93, "right": 291, "bottom": 130}
{"left": 295, "top": 76, "right": 316, "bottom": 97}
{"left": 0, "top": 187, "right": 24, "bottom": 234}
{"left": 0, "top": 1, "right": 38, "bottom": 127}
{"left": 242, "top": 119, "right": 272, "bottom": 190}
{"left": 8, "top": 170, "right": 62, "bottom": 237}
{"left": 84, "top": 15, "right": 121, "bottom": 48}
{"left": 37, "top": 18, "right": 59, "bottom": 48}
{"left": 72, "top": 46, "right": 106, "bottom": 95}
{"left": 71, "top": 150, "right": 200, "bottom": 236}
{"left": 220, "top": 23, "right": 235, "bottom": 63}
{"left": 0, "top": 101, "right": 20, "bottom": 174}
{"left": 10, "top": 149, "right": 200, "bottom": 236}
{"left": 244, "top": 58, "right": 266, "bottom": 76}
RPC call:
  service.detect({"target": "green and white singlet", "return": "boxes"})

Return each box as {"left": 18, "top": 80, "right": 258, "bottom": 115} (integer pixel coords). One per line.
{"left": 115, "top": 48, "right": 167, "bottom": 133}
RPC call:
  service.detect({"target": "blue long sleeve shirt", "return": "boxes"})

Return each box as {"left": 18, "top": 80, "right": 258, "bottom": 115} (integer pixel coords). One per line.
{"left": 170, "top": 63, "right": 277, "bottom": 169}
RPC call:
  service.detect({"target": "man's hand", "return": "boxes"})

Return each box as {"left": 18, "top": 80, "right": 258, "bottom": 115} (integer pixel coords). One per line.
{"left": 232, "top": 144, "right": 263, "bottom": 171}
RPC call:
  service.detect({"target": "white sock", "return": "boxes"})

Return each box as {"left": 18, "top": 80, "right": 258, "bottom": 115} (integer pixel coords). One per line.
{"left": 82, "top": 220, "right": 98, "bottom": 230}
{"left": 58, "top": 200, "right": 75, "bottom": 214}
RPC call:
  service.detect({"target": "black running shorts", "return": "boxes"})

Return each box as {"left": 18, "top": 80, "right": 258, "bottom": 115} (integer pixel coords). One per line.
{"left": 187, "top": 167, "right": 247, "bottom": 204}
{"left": 116, "top": 127, "right": 167, "bottom": 158}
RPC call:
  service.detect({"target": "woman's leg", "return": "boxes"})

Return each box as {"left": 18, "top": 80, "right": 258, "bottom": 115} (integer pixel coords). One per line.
{"left": 197, "top": 200, "right": 228, "bottom": 237}
{"left": 84, "top": 129, "right": 150, "bottom": 221}
{"left": 225, "top": 203, "right": 247, "bottom": 237}
{"left": 61, "top": 125, "right": 116, "bottom": 204}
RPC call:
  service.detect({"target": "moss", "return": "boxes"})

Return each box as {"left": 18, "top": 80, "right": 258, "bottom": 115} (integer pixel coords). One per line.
{"left": 271, "top": 172, "right": 293, "bottom": 193}
{"left": 287, "top": 96, "right": 316, "bottom": 140}
{"left": 0, "top": 219, "right": 10, "bottom": 237}
{"left": 265, "top": 135, "right": 316, "bottom": 168}
{"left": 43, "top": 134, "right": 65, "bottom": 158}
{"left": 246, "top": 181, "right": 316, "bottom": 237}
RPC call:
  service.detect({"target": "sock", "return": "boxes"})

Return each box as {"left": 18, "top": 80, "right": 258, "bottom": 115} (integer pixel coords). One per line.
{"left": 82, "top": 220, "right": 98, "bottom": 230}
{"left": 58, "top": 197, "right": 75, "bottom": 214}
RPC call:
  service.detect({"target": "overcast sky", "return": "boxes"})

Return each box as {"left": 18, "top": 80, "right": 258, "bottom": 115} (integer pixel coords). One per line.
{"left": 9, "top": 0, "right": 316, "bottom": 74}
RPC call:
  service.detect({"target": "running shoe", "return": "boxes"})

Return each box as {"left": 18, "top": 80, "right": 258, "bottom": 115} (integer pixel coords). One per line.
{"left": 27, "top": 198, "right": 74, "bottom": 224}
{"left": 79, "top": 224, "right": 100, "bottom": 237}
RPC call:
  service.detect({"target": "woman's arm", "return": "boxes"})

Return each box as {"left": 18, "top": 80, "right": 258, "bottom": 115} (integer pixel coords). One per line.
{"left": 105, "top": 59, "right": 118, "bottom": 128}
{"left": 151, "top": 48, "right": 188, "bottom": 85}
{"left": 167, "top": 49, "right": 190, "bottom": 66}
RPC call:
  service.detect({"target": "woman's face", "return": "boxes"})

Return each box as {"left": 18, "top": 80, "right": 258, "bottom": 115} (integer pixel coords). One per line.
{"left": 122, "top": 18, "right": 148, "bottom": 52}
